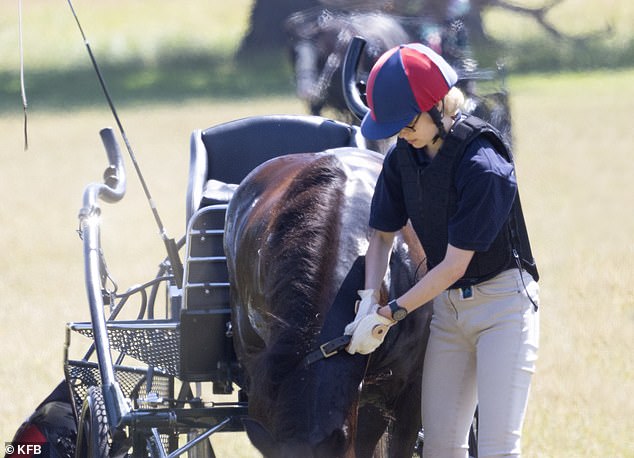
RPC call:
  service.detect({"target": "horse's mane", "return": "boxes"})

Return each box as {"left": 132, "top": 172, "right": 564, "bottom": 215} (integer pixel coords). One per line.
{"left": 250, "top": 154, "right": 346, "bottom": 434}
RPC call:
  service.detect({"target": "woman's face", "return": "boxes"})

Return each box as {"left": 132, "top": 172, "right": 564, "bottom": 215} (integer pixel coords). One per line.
{"left": 398, "top": 111, "right": 438, "bottom": 149}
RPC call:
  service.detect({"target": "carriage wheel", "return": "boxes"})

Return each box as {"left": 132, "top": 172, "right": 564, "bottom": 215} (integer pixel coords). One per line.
{"left": 75, "top": 386, "right": 111, "bottom": 458}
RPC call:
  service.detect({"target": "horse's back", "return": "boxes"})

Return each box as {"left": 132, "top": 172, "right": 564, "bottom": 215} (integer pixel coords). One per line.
{"left": 225, "top": 148, "right": 383, "bottom": 362}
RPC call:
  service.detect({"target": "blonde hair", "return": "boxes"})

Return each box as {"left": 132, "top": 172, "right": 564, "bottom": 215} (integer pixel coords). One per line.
{"left": 442, "top": 86, "right": 465, "bottom": 117}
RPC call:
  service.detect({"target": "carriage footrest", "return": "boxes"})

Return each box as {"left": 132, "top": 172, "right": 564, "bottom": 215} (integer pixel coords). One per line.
{"left": 68, "top": 320, "right": 180, "bottom": 375}
{"left": 67, "top": 317, "right": 239, "bottom": 386}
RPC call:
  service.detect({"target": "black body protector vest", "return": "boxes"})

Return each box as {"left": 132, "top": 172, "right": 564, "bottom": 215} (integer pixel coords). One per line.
{"left": 396, "top": 115, "right": 539, "bottom": 288}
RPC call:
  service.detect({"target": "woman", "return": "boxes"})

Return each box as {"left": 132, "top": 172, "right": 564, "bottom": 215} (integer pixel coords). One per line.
{"left": 344, "top": 43, "right": 540, "bottom": 457}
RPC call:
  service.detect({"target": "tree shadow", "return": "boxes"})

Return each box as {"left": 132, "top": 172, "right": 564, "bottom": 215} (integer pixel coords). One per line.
{"left": 0, "top": 50, "right": 295, "bottom": 113}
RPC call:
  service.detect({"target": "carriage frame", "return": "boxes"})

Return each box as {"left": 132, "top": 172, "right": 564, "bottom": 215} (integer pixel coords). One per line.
{"left": 65, "top": 114, "right": 370, "bottom": 457}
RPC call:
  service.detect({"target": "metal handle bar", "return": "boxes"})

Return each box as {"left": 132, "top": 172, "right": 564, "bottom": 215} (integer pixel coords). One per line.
{"left": 80, "top": 128, "right": 126, "bottom": 212}
{"left": 78, "top": 127, "right": 129, "bottom": 431}
{"left": 342, "top": 36, "right": 370, "bottom": 121}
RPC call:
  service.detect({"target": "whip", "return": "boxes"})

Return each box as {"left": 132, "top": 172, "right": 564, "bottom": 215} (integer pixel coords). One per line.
{"left": 65, "top": 0, "right": 183, "bottom": 286}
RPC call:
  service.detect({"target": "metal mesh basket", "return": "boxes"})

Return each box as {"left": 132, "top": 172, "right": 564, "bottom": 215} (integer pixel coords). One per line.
{"left": 68, "top": 320, "right": 180, "bottom": 375}
{"left": 64, "top": 360, "right": 173, "bottom": 419}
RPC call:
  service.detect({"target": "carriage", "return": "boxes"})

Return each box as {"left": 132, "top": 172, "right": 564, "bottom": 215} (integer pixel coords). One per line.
{"left": 10, "top": 37, "right": 507, "bottom": 457}
{"left": 64, "top": 113, "right": 369, "bottom": 457}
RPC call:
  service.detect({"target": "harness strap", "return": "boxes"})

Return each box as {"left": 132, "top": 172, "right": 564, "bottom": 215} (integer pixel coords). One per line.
{"left": 303, "top": 334, "right": 352, "bottom": 367}
{"left": 427, "top": 105, "right": 445, "bottom": 141}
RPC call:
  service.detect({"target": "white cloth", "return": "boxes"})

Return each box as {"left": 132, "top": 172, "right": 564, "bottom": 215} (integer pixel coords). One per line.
{"left": 344, "top": 289, "right": 379, "bottom": 336}
{"left": 346, "top": 312, "right": 394, "bottom": 355}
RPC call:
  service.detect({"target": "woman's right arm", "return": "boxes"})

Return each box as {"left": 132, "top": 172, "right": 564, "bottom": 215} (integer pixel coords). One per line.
{"left": 364, "top": 229, "right": 395, "bottom": 291}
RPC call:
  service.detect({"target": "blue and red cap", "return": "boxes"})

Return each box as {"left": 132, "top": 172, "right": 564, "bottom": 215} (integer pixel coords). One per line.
{"left": 361, "top": 43, "right": 458, "bottom": 140}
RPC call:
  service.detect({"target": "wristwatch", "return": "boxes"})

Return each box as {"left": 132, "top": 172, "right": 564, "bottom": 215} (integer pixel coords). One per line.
{"left": 387, "top": 299, "right": 408, "bottom": 322}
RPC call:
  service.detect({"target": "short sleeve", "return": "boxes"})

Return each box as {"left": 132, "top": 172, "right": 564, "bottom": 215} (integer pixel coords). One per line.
{"left": 448, "top": 137, "right": 517, "bottom": 251}
{"left": 369, "top": 148, "right": 409, "bottom": 232}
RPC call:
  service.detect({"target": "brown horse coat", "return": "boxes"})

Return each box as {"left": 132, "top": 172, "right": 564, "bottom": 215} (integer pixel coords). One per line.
{"left": 225, "top": 148, "right": 431, "bottom": 458}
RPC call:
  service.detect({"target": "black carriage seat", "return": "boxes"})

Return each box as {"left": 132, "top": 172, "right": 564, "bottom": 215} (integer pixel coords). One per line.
{"left": 180, "top": 115, "right": 364, "bottom": 386}
{"left": 186, "top": 114, "right": 365, "bottom": 221}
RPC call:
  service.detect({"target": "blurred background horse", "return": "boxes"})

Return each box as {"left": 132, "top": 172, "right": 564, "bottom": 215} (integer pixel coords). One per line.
{"left": 286, "top": 5, "right": 513, "bottom": 146}
{"left": 286, "top": 9, "right": 409, "bottom": 121}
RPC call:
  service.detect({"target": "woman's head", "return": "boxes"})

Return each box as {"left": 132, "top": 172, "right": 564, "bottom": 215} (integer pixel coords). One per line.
{"left": 361, "top": 43, "right": 458, "bottom": 140}
{"left": 397, "top": 86, "right": 465, "bottom": 149}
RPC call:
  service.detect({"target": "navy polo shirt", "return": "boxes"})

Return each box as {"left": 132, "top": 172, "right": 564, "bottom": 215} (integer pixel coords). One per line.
{"left": 369, "top": 136, "right": 517, "bottom": 252}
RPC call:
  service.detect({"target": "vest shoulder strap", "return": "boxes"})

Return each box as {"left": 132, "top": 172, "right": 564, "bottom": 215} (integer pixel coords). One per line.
{"left": 443, "top": 115, "right": 512, "bottom": 163}
{"left": 393, "top": 115, "right": 511, "bottom": 185}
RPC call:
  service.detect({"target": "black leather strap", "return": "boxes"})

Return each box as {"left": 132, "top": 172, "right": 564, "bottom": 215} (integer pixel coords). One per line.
{"left": 303, "top": 334, "right": 352, "bottom": 367}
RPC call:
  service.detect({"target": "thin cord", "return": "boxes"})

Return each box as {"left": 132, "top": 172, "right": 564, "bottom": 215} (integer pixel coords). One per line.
{"left": 513, "top": 249, "right": 539, "bottom": 311}
{"left": 413, "top": 257, "right": 427, "bottom": 282}
{"left": 18, "top": 0, "right": 28, "bottom": 150}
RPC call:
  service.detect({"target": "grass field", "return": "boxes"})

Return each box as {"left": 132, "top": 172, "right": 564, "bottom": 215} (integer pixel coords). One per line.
{"left": 510, "top": 71, "right": 634, "bottom": 457}
{"left": 0, "top": 1, "right": 633, "bottom": 457}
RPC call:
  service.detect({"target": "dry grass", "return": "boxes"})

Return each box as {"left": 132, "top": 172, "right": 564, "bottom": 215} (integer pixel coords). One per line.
{"left": 509, "top": 70, "right": 634, "bottom": 457}
{"left": 1, "top": 0, "right": 253, "bottom": 70}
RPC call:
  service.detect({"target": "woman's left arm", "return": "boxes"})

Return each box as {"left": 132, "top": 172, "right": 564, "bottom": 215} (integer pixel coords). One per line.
{"left": 378, "top": 244, "right": 474, "bottom": 319}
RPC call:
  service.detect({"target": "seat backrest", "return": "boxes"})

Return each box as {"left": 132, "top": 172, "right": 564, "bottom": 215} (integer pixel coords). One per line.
{"left": 187, "top": 114, "right": 364, "bottom": 223}
{"left": 203, "top": 114, "right": 361, "bottom": 183}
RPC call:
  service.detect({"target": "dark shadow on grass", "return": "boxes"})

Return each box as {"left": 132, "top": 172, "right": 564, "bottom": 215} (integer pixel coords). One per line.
{"left": 0, "top": 50, "right": 296, "bottom": 113}
{"left": 3, "top": 39, "right": 633, "bottom": 114}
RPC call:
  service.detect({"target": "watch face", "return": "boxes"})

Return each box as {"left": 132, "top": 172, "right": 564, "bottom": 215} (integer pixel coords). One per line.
{"left": 392, "top": 307, "right": 408, "bottom": 321}
{"left": 389, "top": 300, "right": 408, "bottom": 321}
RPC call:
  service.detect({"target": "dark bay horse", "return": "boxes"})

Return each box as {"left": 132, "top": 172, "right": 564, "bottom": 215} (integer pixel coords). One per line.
{"left": 224, "top": 148, "right": 432, "bottom": 457}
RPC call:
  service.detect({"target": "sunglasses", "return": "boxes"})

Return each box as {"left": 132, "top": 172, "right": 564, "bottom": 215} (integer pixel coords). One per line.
{"left": 403, "top": 113, "right": 421, "bottom": 132}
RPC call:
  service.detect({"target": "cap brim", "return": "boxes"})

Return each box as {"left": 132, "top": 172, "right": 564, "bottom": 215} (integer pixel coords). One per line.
{"left": 360, "top": 111, "right": 413, "bottom": 140}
